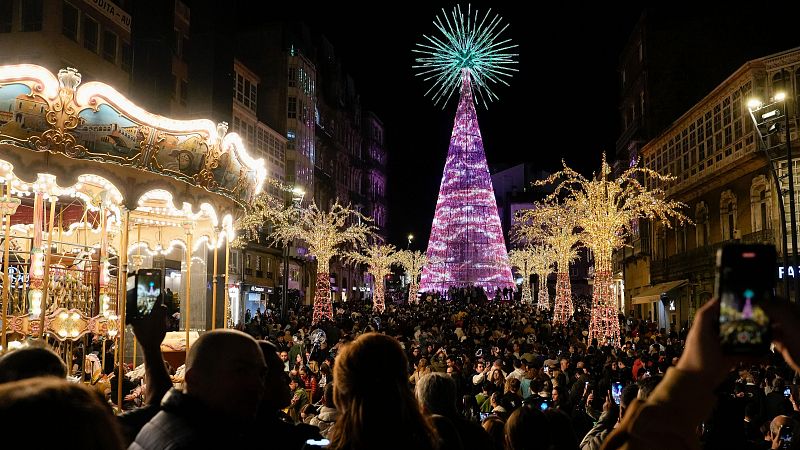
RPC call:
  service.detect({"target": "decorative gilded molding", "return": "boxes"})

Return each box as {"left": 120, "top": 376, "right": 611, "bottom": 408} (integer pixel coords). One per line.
{"left": 0, "top": 65, "right": 266, "bottom": 206}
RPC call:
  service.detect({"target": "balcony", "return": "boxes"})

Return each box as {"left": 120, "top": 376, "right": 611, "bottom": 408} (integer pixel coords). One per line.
{"left": 650, "top": 242, "right": 729, "bottom": 283}
{"left": 741, "top": 228, "right": 775, "bottom": 245}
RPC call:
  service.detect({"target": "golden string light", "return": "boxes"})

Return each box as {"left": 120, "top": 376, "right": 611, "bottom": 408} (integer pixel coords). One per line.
{"left": 239, "top": 196, "right": 375, "bottom": 323}
{"left": 514, "top": 200, "right": 580, "bottom": 322}
{"left": 345, "top": 243, "right": 399, "bottom": 313}
{"left": 395, "top": 250, "right": 429, "bottom": 304}
{"left": 537, "top": 154, "right": 689, "bottom": 345}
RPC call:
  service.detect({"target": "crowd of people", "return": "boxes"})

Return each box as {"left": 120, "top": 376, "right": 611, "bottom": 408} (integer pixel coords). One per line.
{"left": 3, "top": 286, "right": 800, "bottom": 449}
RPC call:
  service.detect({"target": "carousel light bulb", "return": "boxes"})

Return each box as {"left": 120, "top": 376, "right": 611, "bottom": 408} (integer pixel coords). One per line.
{"left": 29, "top": 289, "right": 43, "bottom": 316}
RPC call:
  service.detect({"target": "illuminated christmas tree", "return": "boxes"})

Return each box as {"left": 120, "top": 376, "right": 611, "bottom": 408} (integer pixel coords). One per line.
{"left": 413, "top": 5, "right": 518, "bottom": 294}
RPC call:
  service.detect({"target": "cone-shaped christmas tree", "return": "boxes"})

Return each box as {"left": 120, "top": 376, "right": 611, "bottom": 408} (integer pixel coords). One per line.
{"left": 420, "top": 71, "right": 515, "bottom": 294}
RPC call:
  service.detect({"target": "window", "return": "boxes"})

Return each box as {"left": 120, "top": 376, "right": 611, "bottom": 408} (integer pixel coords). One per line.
{"left": 62, "top": 2, "right": 79, "bottom": 41}
{"left": 103, "top": 30, "right": 117, "bottom": 63}
{"left": 182, "top": 36, "right": 190, "bottom": 61}
{"left": 170, "top": 74, "right": 177, "bottom": 98}
{"left": 720, "top": 191, "right": 737, "bottom": 240}
{"left": 288, "top": 67, "right": 297, "bottom": 87}
{"left": 288, "top": 97, "right": 297, "bottom": 119}
{"left": 21, "top": 0, "right": 43, "bottom": 32}
{"left": 0, "top": 0, "right": 11, "bottom": 32}
{"left": 121, "top": 41, "right": 132, "bottom": 72}
{"left": 83, "top": 16, "right": 99, "bottom": 53}
{"left": 751, "top": 176, "right": 770, "bottom": 232}
{"left": 180, "top": 80, "right": 187, "bottom": 105}
{"left": 638, "top": 41, "right": 643, "bottom": 61}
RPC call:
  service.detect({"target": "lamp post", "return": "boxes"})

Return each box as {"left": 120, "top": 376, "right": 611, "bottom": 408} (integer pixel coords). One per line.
{"left": 281, "top": 187, "right": 305, "bottom": 322}
{"left": 748, "top": 90, "right": 799, "bottom": 301}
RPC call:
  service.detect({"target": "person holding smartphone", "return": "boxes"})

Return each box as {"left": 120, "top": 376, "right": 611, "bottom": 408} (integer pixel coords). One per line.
{"left": 603, "top": 296, "right": 800, "bottom": 450}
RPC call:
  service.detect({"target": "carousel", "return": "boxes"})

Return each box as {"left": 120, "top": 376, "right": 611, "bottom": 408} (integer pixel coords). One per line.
{"left": 0, "top": 65, "right": 265, "bottom": 403}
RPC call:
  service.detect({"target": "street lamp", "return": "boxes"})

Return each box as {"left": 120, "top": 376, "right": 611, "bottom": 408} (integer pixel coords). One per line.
{"left": 407, "top": 233, "right": 414, "bottom": 249}
{"left": 281, "top": 187, "right": 305, "bottom": 321}
{"left": 747, "top": 89, "right": 799, "bottom": 301}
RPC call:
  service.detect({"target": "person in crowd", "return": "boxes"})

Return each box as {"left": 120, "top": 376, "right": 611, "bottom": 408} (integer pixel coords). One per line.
{"left": 482, "top": 416, "right": 506, "bottom": 450}
{"left": 416, "top": 372, "right": 492, "bottom": 450}
{"left": 410, "top": 357, "right": 433, "bottom": 386}
{"left": 130, "top": 329, "right": 267, "bottom": 449}
{"left": 0, "top": 344, "right": 66, "bottom": 382}
{"left": 289, "top": 375, "right": 310, "bottom": 423}
{"left": 309, "top": 383, "right": 338, "bottom": 438}
{"left": 0, "top": 377, "right": 126, "bottom": 450}
{"left": 327, "top": 332, "right": 438, "bottom": 450}
{"left": 254, "top": 340, "right": 321, "bottom": 450}
{"left": 603, "top": 299, "right": 800, "bottom": 450}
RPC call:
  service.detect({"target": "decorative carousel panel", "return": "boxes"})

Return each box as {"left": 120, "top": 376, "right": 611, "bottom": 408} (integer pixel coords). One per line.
{"left": 0, "top": 65, "right": 266, "bottom": 207}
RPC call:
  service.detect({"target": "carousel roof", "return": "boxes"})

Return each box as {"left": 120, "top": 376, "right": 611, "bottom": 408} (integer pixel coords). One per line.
{"left": 0, "top": 65, "right": 266, "bottom": 208}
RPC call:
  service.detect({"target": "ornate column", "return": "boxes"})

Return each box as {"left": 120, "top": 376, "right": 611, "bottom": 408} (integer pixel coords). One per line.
{"left": 0, "top": 186, "right": 20, "bottom": 349}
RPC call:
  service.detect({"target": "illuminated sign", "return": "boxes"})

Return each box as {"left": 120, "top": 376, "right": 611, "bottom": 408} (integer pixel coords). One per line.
{"left": 250, "top": 286, "right": 265, "bottom": 292}
{"left": 779, "top": 266, "right": 798, "bottom": 279}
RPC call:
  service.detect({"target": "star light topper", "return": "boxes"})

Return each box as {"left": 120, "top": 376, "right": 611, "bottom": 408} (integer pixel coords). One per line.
{"left": 413, "top": 4, "right": 519, "bottom": 108}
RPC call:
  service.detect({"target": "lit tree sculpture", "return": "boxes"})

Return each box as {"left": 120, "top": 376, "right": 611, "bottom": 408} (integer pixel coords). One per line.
{"left": 345, "top": 243, "right": 399, "bottom": 313}
{"left": 508, "top": 246, "right": 552, "bottom": 307}
{"left": 539, "top": 155, "right": 688, "bottom": 345}
{"left": 413, "top": 5, "right": 518, "bottom": 294}
{"left": 515, "top": 201, "right": 580, "bottom": 324}
{"left": 396, "top": 250, "right": 429, "bottom": 304}
{"left": 241, "top": 197, "right": 374, "bottom": 324}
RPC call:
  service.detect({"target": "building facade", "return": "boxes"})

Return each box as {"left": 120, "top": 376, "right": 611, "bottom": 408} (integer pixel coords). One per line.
{"left": 631, "top": 47, "right": 800, "bottom": 330}
{"left": 0, "top": 0, "right": 132, "bottom": 90}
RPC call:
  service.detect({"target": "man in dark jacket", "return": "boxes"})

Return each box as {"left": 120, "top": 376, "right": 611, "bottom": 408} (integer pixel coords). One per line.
{"left": 130, "top": 330, "right": 267, "bottom": 449}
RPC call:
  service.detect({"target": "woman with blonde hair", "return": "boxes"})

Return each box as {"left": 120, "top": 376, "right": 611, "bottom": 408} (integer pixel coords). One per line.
{"left": 409, "top": 357, "right": 432, "bottom": 386}
{"left": 328, "top": 333, "right": 438, "bottom": 450}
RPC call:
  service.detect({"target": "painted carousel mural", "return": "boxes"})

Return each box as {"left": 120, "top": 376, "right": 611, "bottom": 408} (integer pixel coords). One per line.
{"left": 0, "top": 65, "right": 265, "bottom": 400}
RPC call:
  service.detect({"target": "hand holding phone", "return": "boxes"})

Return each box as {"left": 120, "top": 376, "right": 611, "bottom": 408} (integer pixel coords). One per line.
{"left": 716, "top": 244, "right": 775, "bottom": 355}
{"left": 126, "top": 269, "right": 163, "bottom": 324}
{"left": 611, "top": 381, "right": 623, "bottom": 405}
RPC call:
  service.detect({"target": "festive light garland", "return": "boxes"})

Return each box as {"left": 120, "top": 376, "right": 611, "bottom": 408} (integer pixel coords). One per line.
{"left": 537, "top": 154, "right": 689, "bottom": 345}
{"left": 345, "top": 243, "right": 398, "bottom": 313}
{"left": 396, "top": 250, "right": 428, "bottom": 304}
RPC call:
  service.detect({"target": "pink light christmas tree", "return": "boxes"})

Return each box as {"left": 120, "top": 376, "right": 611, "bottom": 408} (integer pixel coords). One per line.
{"left": 414, "top": 5, "right": 519, "bottom": 295}
{"left": 419, "top": 71, "right": 515, "bottom": 294}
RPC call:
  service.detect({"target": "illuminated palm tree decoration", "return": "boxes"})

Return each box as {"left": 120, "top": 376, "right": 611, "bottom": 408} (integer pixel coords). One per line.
{"left": 515, "top": 201, "right": 580, "bottom": 324}
{"left": 396, "top": 250, "right": 429, "bottom": 304}
{"left": 508, "top": 246, "right": 553, "bottom": 307}
{"left": 345, "top": 243, "right": 399, "bottom": 313}
{"left": 241, "top": 198, "right": 374, "bottom": 324}
{"left": 538, "top": 155, "right": 688, "bottom": 345}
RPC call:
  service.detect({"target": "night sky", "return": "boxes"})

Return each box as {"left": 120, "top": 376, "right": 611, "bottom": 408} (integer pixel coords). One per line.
{"left": 235, "top": 3, "right": 642, "bottom": 246}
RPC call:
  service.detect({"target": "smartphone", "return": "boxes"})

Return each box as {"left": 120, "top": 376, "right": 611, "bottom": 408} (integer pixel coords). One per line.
{"left": 779, "top": 424, "right": 794, "bottom": 449}
{"left": 611, "top": 381, "right": 623, "bottom": 405}
{"left": 479, "top": 412, "right": 491, "bottom": 421}
{"left": 304, "top": 438, "right": 330, "bottom": 449}
{"left": 126, "top": 269, "right": 162, "bottom": 323}
{"left": 539, "top": 399, "right": 550, "bottom": 411}
{"left": 716, "top": 244, "right": 776, "bottom": 354}
{"left": 785, "top": 386, "right": 792, "bottom": 398}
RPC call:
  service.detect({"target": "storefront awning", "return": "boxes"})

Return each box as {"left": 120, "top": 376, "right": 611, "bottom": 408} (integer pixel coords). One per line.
{"left": 631, "top": 279, "right": 688, "bottom": 305}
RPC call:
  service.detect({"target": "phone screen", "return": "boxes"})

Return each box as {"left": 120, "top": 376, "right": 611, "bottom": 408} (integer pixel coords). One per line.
{"left": 137, "top": 269, "right": 161, "bottom": 316}
{"left": 716, "top": 244, "right": 775, "bottom": 354}
{"left": 304, "top": 438, "right": 330, "bottom": 449}
{"left": 479, "top": 412, "right": 490, "bottom": 421}
{"left": 785, "top": 386, "right": 792, "bottom": 398}
{"left": 780, "top": 425, "right": 794, "bottom": 449}
{"left": 539, "top": 400, "right": 550, "bottom": 411}
{"left": 612, "top": 382, "right": 623, "bottom": 405}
